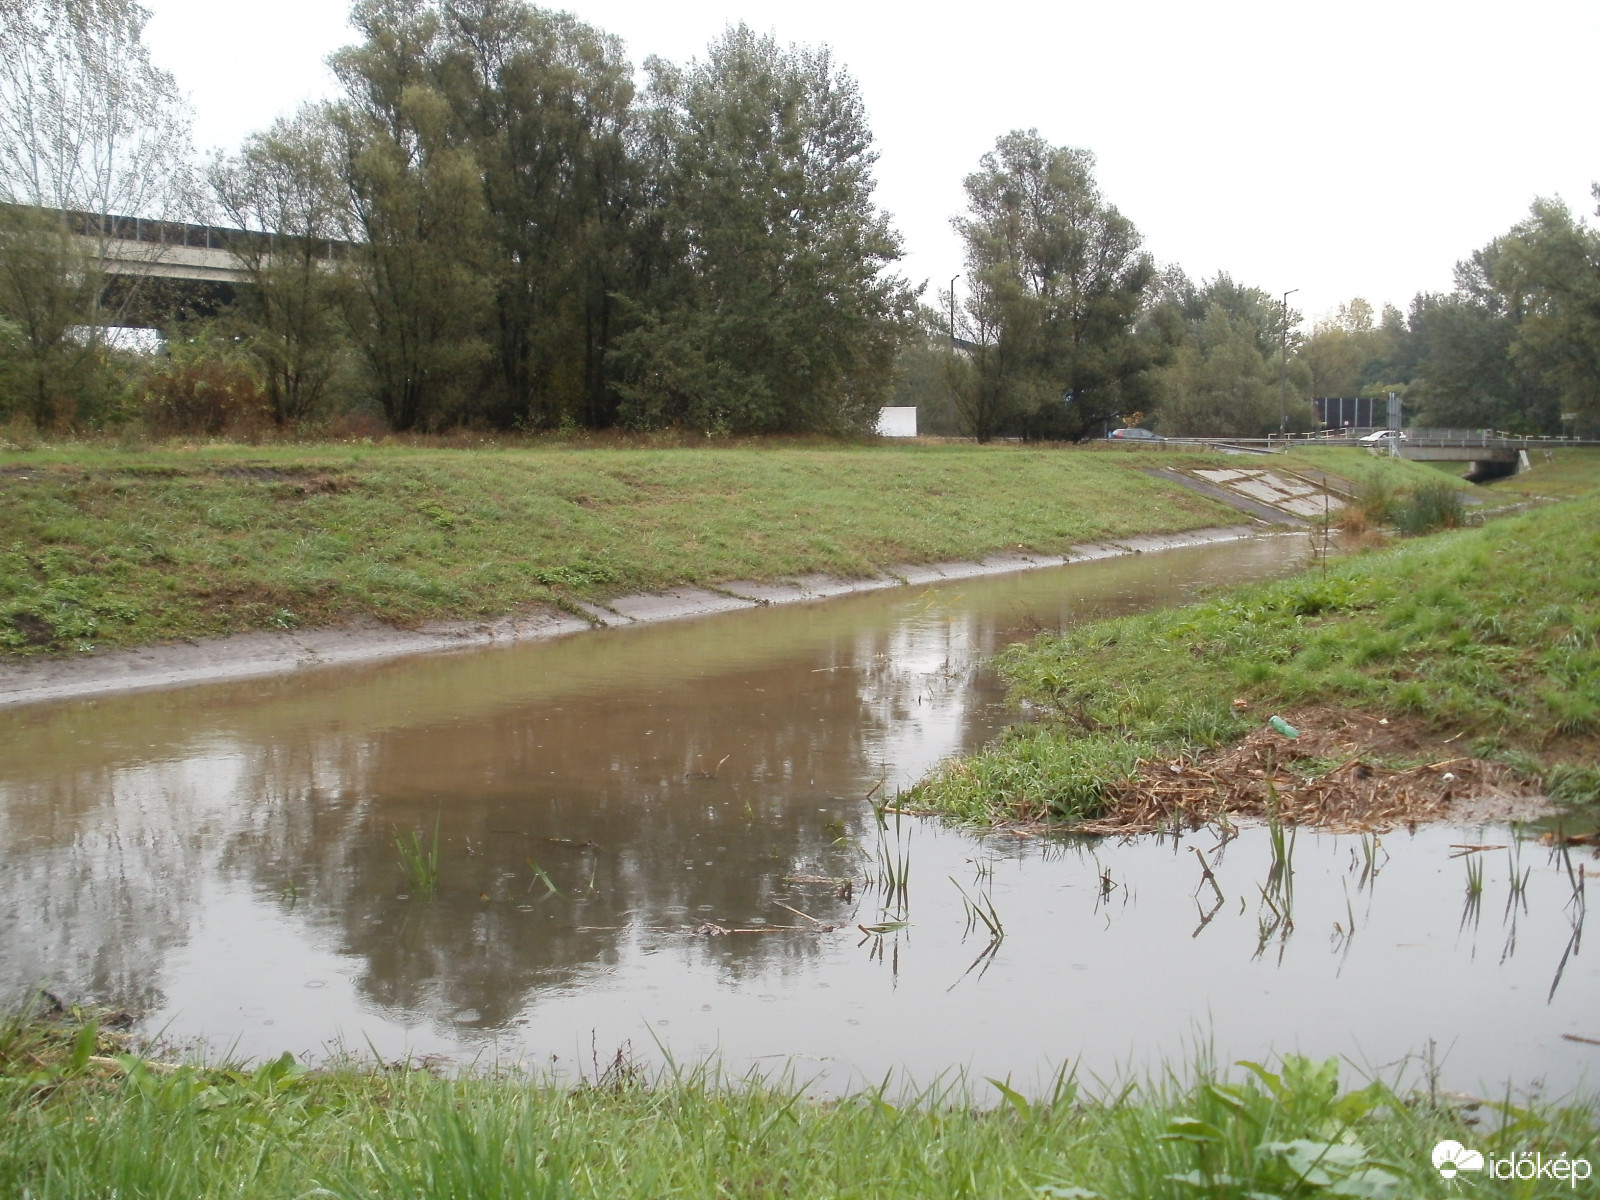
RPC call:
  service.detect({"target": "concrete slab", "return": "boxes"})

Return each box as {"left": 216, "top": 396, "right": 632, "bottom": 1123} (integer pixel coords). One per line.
{"left": 895, "top": 564, "right": 951, "bottom": 585}
{"left": 1232, "top": 479, "right": 1298, "bottom": 505}
{"left": 789, "top": 573, "right": 901, "bottom": 599}
{"left": 572, "top": 601, "right": 631, "bottom": 627}
{"left": 1281, "top": 495, "right": 1344, "bottom": 517}
{"left": 718, "top": 580, "right": 807, "bottom": 604}
{"left": 1066, "top": 542, "right": 1132, "bottom": 562}
{"left": 1254, "top": 472, "right": 1316, "bottom": 496}
{"left": 1144, "top": 469, "right": 1306, "bottom": 525}
{"left": 0, "top": 608, "right": 592, "bottom": 708}
{"left": 607, "top": 587, "right": 756, "bottom": 623}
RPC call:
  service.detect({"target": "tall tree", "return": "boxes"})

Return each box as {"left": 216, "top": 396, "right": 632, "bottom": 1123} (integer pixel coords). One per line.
{"left": 615, "top": 25, "right": 910, "bottom": 434}
{"left": 1154, "top": 306, "right": 1281, "bottom": 437}
{"left": 1492, "top": 192, "right": 1600, "bottom": 432}
{"left": 1296, "top": 298, "right": 1401, "bottom": 400}
{"left": 0, "top": 0, "right": 196, "bottom": 424}
{"left": 432, "top": 0, "right": 637, "bottom": 429}
{"left": 1146, "top": 270, "right": 1311, "bottom": 435}
{"left": 211, "top": 107, "right": 351, "bottom": 427}
{"left": 954, "top": 130, "right": 1156, "bottom": 441}
{"left": 1403, "top": 214, "right": 1581, "bottom": 434}
{"left": 330, "top": 0, "right": 491, "bottom": 432}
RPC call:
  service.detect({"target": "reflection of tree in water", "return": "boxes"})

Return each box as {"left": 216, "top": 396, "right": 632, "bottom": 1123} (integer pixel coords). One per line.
{"left": 0, "top": 541, "right": 1317, "bottom": 1044}
{"left": 0, "top": 757, "right": 237, "bottom": 1014}
{"left": 216, "top": 628, "right": 985, "bottom": 1035}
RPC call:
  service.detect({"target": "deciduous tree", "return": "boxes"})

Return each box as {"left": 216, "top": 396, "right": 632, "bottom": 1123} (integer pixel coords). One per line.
{"left": 615, "top": 25, "right": 910, "bottom": 434}
{"left": 953, "top": 130, "right": 1156, "bottom": 441}
{"left": 211, "top": 107, "right": 351, "bottom": 427}
{"left": 330, "top": 0, "right": 491, "bottom": 431}
{"left": 0, "top": 0, "right": 196, "bottom": 425}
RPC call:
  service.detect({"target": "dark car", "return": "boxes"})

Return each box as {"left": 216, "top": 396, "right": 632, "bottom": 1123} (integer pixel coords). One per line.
{"left": 1108, "top": 427, "right": 1162, "bottom": 440}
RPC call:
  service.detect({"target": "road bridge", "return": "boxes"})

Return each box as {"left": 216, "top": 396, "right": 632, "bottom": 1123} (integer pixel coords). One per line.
{"left": 4, "top": 207, "right": 354, "bottom": 326}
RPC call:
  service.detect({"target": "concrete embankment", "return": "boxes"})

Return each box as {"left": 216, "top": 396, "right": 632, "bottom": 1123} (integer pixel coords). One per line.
{"left": 0, "top": 524, "right": 1279, "bottom": 708}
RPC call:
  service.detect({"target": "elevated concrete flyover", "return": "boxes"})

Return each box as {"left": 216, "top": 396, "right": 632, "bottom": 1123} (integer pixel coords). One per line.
{"left": 4, "top": 207, "right": 354, "bottom": 327}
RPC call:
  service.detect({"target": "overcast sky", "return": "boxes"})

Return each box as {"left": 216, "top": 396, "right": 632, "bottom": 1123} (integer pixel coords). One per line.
{"left": 142, "top": 0, "right": 1596, "bottom": 328}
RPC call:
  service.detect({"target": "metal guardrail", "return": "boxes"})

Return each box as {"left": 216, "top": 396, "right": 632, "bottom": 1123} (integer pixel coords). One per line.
{"left": 1276, "top": 433, "right": 1600, "bottom": 450}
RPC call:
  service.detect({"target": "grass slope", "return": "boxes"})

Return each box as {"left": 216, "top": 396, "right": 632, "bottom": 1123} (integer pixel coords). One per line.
{"left": 915, "top": 495, "right": 1600, "bottom": 825}
{"left": 1285, "top": 445, "right": 1600, "bottom": 506}
{"left": 2, "top": 1015, "right": 1593, "bottom": 1199}
{"left": 0, "top": 441, "right": 1240, "bottom": 655}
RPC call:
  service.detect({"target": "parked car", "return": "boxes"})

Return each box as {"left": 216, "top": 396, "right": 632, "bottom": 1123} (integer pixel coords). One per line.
{"left": 1107, "top": 427, "right": 1163, "bottom": 440}
{"left": 1357, "top": 429, "right": 1407, "bottom": 444}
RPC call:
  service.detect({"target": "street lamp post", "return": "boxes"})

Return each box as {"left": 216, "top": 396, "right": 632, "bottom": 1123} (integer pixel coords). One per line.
{"left": 949, "top": 275, "right": 960, "bottom": 351}
{"left": 1279, "top": 288, "right": 1298, "bottom": 435}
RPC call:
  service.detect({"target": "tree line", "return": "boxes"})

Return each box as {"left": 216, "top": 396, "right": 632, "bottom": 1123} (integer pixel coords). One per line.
{"left": 0, "top": 0, "right": 910, "bottom": 435}
{"left": 903, "top": 133, "right": 1599, "bottom": 440}
{"left": 1, "top": 0, "right": 1595, "bottom": 441}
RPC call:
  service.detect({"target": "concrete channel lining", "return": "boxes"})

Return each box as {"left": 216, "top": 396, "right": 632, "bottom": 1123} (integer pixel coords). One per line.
{"left": 0, "top": 525, "right": 1276, "bottom": 709}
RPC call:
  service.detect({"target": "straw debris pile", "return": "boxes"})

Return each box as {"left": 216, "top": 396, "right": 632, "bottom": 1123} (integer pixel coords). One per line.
{"left": 1073, "top": 707, "right": 1545, "bottom": 835}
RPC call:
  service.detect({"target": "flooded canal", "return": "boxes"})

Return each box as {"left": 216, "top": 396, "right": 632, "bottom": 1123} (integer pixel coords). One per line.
{"left": 2, "top": 534, "right": 1594, "bottom": 1097}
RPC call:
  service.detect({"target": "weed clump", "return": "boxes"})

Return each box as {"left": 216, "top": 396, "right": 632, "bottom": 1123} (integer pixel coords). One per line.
{"left": 1393, "top": 479, "right": 1466, "bottom": 535}
{"left": 1547, "top": 763, "right": 1600, "bottom": 805}
{"left": 1347, "top": 473, "right": 1466, "bottom": 536}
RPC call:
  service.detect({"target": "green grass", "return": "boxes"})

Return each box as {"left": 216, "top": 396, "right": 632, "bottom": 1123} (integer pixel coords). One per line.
{"left": 395, "top": 815, "right": 441, "bottom": 898}
{"left": 1283, "top": 446, "right": 1489, "bottom": 498}
{"left": 915, "top": 495, "right": 1600, "bottom": 825}
{"left": 0, "top": 439, "right": 1245, "bottom": 655}
{"left": 1481, "top": 447, "right": 1600, "bottom": 500}
{"left": 2, "top": 1013, "right": 1593, "bottom": 1199}
{"left": 1287, "top": 445, "right": 1600, "bottom": 507}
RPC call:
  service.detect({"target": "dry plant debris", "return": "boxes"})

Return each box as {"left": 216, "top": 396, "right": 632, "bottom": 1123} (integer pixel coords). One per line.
{"left": 1068, "top": 707, "right": 1549, "bottom": 835}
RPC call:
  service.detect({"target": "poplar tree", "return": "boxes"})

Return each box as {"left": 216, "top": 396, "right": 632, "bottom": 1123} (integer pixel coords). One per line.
{"left": 615, "top": 25, "right": 910, "bottom": 435}
{"left": 954, "top": 130, "right": 1155, "bottom": 440}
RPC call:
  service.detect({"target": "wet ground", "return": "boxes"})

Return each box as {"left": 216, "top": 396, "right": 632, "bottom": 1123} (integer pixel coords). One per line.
{"left": 1, "top": 533, "right": 1594, "bottom": 1096}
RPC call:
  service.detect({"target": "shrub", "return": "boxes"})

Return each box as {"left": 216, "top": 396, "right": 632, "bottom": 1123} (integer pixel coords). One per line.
{"left": 140, "top": 327, "right": 268, "bottom": 436}
{"left": 1393, "top": 479, "right": 1466, "bottom": 536}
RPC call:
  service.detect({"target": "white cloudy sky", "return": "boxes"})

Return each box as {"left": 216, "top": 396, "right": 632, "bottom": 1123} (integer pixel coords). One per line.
{"left": 142, "top": 0, "right": 1595, "bottom": 326}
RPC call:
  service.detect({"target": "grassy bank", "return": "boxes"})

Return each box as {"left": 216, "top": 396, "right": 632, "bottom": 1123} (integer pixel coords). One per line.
{"left": 1284, "top": 445, "right": 1600, "bottom": 503}
{"left": 0, "top": 440, "right": 1246, "bottom": 656}
{"left": 915, "top": 494, "right": 1600, "bottom": 825}
{"left": 2, "top": 1014, "right": 1593, "bottom": 1199}
{"left": 1481, "top": 447, "right": 1600, "bottom": 500}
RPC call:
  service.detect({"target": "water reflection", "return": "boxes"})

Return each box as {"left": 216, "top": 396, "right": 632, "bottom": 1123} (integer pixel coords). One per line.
{"left": 9, "top": 535, "right": 1591, "bottom": 1094}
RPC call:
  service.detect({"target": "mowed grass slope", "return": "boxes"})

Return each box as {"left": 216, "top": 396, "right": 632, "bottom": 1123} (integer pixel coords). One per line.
{"left": 0, "top": 441, "right": 1237, "bottom": 655}
{"left": 916, "top": 494, "right": 1600, "bottom": 825}
{"left": 1285, "top": 444, "right": 1600, "bottom": 504}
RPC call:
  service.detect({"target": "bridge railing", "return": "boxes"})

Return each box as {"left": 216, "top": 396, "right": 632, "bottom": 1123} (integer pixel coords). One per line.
{"left": 19, "top": 206, "right": 357, "bottom": 262}
{"left": 1274, "top": 429, "right": 1597, "bottom": 449}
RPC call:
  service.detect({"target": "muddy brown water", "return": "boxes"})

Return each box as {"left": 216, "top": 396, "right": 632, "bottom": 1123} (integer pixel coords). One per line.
{"left": 2, "top": 535, "right": 1595, "bottom": 1097}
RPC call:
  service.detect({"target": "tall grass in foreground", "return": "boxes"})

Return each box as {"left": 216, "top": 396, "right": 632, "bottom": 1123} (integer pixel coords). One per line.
{"left": 916, "top": 495, "right": 1600, "bottom": 825}
{"left": 1, "top": 1013, "right": 1594, "bottom": 1199}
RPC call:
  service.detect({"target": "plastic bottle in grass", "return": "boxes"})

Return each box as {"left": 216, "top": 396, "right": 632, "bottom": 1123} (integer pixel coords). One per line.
{"left": 1268, "top": 715, "right": 1299, "bottom": 738}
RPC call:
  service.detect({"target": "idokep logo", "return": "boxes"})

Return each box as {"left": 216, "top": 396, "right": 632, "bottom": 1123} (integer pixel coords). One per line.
{"left": 1432, "top": 1139, "right": 1595, "bottom": 1189}
{"left": 1432, "top": 1141, "right": 1484, "bottom": 1179}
